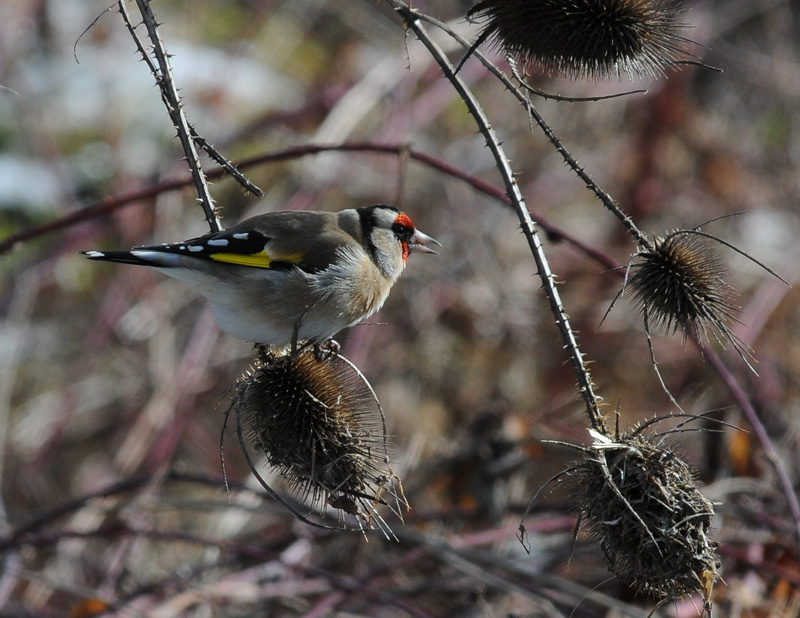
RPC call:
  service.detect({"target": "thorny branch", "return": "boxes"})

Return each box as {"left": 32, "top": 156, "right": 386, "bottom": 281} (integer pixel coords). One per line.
{"left": 188, "top": 125, "right": 264, "bottom": 199}
{"left": 416, "top": 12, "right": 652, "bottom": 251}
{"left": 407, "top": 4, "right": 800, "bottom": 551}
{"left": 120, "top": 0, "right": 221, "bottom": 232}
{"left": 387, "top": 0, "right": 606, "bottom": 433}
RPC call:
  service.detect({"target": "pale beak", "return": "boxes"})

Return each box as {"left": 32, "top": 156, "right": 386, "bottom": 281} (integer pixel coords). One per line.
{"left": 408, "top": 229, "right": 442, "bottom": 254}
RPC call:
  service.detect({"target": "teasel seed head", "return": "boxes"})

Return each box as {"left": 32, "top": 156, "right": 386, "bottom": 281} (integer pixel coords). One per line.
{"left": 628, "top": 231, "right": 740, "bottom": 347}
{"left": 570, "top": 423, "right": 719, "bottom": 602}
{"left": 229, "top": 347, "right": 404, "bottom": 529}
{"left": 468, "top": 0, "right": 701, "bottom": 80}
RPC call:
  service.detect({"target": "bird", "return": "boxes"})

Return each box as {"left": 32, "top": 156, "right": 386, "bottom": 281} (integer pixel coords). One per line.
{"left": 81, "top": 205, "right": 440, "bottom": 349}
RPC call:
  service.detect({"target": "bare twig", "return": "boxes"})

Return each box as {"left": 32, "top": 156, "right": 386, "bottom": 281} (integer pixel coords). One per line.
{"left": 387, "top": 0, "right": 605, "bottom": 433}
{"left": 415, "top": 11, "right": 653, "bottom": 250}
{"left": 188, "top": 125, "right": 264, "bottom": 198}
{"left": 6, "top": 520, "right": 434, "bottom": 618}
{"left": 703, "top": 344, "right": 800, "bottom": 547}
{"left": 395, "top": 526, "right": 654, "bottom": 617}
{"left": 0, "top": 141, "right": 611, "bottom": 260}
{"left": 119, "top": 0, "right": 221, "bottom": 232}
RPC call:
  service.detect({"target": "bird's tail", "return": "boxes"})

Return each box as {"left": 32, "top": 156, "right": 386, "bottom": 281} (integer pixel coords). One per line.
{"left": 80, "top": 250, "right": 167, "bottom": 266}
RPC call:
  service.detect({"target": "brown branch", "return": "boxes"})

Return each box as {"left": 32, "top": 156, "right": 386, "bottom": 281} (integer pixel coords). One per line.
{"left": 119, "top": 0, "right": 221, "bottom": 232}
{"left": 386, "top": 0, "right": 606, "bottom": 432}
{"left": 703, "top": 344, "right": 800, "bottom": 547}
{"left": 0, "top": 141, "right": 612, "bottom": 270}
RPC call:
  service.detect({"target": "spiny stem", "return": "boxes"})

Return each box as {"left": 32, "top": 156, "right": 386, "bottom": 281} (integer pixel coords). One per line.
{"left": 415, "top": 12, "right": 653, "bottom": 251}
{"left": 188, "top": 126, "right": 264, "bottom": 198}
{"left": 121, "top": 0, "right": 221, "bottom": 233}
{"left": 388, "top": 0, "right": 605, "bottom": 432}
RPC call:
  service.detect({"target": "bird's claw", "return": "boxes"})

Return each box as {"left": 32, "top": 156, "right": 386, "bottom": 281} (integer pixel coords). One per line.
{"left": 314, "top": 339, "right": 340, "bottom": 362}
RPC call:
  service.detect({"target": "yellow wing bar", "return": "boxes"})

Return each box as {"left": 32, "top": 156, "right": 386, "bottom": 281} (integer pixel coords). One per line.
{"left": 208, "top": 250, "right": 303, "bottom": 269}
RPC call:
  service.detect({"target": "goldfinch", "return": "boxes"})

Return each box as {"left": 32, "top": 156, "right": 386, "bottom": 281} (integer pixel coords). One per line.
{"left": 82, "top": 205, "right": 439, "bottom": 347}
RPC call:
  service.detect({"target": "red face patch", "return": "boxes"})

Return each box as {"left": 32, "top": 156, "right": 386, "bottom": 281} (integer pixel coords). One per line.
{"left": 395, "top": 212, "right": 414, "bottom": 229}
{"left": 394, "top": 212, "right": 415, "bottom": 261}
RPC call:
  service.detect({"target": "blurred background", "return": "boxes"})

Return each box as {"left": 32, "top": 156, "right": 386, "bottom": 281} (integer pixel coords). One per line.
{"left": 1, "top": 0, "right": 799, "bottom": 616}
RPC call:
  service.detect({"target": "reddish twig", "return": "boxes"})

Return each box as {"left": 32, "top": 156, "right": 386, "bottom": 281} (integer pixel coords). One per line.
{"left": 0, "top": 141, "right": 608, "bottom": 265}
{"left": 703, "top": 344, "right": 800, "bottom": 547}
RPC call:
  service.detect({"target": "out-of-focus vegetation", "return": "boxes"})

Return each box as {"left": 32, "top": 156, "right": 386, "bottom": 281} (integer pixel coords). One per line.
{"left": 1, "top": 0, "right": 800, "bottom": 616}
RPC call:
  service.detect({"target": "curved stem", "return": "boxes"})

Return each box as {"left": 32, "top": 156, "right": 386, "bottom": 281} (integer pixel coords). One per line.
{"left": 415, "top": 12, "right": 652, "bottom": 251}
{"left": 0, "top": 141, "right": 617, "bottom": 259}
{"left": 387, "top": 0, "right": 605, "bottom": 432}
{"left": 121, "top": 0, "right": 221, "bottom": 233}
{"left": 702, "top": 344, "right": 800, "bottom": 547}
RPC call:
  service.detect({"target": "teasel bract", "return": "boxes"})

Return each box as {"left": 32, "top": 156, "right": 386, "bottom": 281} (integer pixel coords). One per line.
{"left": 467, "top": 0, "right": 701, "bottom": 80}
{"left": 226, "top": 347, "right": 405, "bottom": 534}
{"left": 520, "top": 416, "right": 720, "bottom": 609}
{"left": 570, "top": 424, "right": 719, "bottom": 603}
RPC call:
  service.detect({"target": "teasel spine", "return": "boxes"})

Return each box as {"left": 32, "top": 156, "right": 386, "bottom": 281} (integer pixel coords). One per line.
{"left": 467, "top": 0, "right": 703, "bottom": 80}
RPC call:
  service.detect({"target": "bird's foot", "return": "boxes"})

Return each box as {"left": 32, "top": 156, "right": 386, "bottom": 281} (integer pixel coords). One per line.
{"left": 314, "top": 339, "right": 340, "bottom": 362}
{"left": 253, "top": 343, "right": 275, "bottom": 362}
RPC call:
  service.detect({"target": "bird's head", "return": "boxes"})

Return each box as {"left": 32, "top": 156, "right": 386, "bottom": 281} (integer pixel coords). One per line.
{"left": 361, "top": 205, "right": 440, "bottom": 271}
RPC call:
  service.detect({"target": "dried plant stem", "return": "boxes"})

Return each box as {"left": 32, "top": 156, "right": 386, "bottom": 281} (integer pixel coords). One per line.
{"left": 416, "top": 12, "right": 652, "bottom": 251}
{"left": 0, "top": 141, "right": 610, "bottom": 257}
{"left": 188, "top": 125, "right": 264, "bottom": 198}
{"left": 120, "top": 0, "right": 221, "bottom": 233}
{"left": 395, "top": 527, "right": 652, "bottom": 617}
{"left": 703, "top": 344, "right": 800, "bottom": 547}
{"left": 388, "top": 0, "right": 605, "bottom": 433}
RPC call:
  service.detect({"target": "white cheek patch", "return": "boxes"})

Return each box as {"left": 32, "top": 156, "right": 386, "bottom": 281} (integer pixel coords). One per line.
{"left": 207, "top": 239, "right": 229, "bottom": 247}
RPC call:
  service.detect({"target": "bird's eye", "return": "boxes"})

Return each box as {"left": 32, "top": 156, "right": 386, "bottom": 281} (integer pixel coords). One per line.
{"left": 392, "top": 222, "right": 414, "bottom": 242}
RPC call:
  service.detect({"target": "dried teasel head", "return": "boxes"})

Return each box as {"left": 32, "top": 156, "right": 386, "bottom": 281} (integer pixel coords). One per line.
{"left": 226, "top": 347, "right": 405, "bottom": 533}
{"left": 612, "top": 223, "right": 784, "bottom": 390}
{"left": 569, "top": 425, "right": 720, "bottom": 603}
{"left": 519, "top": 416, "right": 720, "bottom": 606}
{"left": 467, "top": 0, "right": 701, "bottom": 80}
{"left": 628, "top": 231, "right": 739, "bottom": 343}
